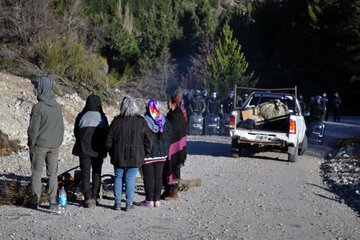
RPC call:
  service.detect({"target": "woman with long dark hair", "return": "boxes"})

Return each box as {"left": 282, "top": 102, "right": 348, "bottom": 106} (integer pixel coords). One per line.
{"left": 162, "top": 96, "right": 187, "bottom": 200}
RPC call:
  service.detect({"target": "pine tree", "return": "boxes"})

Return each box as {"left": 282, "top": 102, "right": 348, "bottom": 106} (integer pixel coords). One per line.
{"left": 206, "top": 23, "right": 254, "bottom": 98}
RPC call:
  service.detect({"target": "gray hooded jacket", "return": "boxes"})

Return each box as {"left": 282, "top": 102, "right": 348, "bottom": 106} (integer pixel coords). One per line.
{"left": 27, "top": 76, "right": 64, "bottom": 148}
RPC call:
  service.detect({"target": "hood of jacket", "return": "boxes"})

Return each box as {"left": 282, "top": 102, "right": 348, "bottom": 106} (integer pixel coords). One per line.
{"left": 83, "top": 94, "right": 104, "bottom": 113}
{"left": 37, "top": 93, "right": 58, "bottom": 107}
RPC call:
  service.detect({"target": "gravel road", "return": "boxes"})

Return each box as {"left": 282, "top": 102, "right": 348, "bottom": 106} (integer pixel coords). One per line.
{"left": 1, "top": 133, "right": 360, "bottom": 240}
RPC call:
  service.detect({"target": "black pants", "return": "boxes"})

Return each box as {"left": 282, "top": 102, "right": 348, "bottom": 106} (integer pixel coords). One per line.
{"left": 142, "top": 162, "right": 165, "bottom": 201}
{"left": 333, "top": 108, "right": 341, "bottom": 122}
{"left": 79, "top": 157, "right": 103, "bottom": 200}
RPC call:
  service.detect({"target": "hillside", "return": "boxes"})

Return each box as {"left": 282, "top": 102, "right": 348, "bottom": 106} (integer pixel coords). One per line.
{"left": 0, "top": 72, "right": 119, "bottom": 156}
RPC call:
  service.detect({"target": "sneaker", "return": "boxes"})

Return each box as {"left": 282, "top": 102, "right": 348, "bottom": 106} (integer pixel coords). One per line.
{"left": 141, "top": 200, "right": 154, "bottom": 207}
{"left": 125, "top": 203, "right": 134, "bottom": 211}
{"left": 113, "top": 202, "right": 121, "bottom": 211}
{"left": 85, "top": 199, "right": 96, "bottom": 208}
{"left": 154, "top": 201, "right": 161, "bottom": 207}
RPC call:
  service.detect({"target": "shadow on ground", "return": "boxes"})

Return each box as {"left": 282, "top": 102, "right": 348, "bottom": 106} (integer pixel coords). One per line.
{"left": 308, "top": 181, "right": 360, "bottom": 217}
{"left": 187, "top": 140, "right": 231, "bottom": 157}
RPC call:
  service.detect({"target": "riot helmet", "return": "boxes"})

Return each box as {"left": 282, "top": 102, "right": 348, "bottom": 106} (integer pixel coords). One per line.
{"left": 211, "top": 92, "right": 217, "bottom": 99}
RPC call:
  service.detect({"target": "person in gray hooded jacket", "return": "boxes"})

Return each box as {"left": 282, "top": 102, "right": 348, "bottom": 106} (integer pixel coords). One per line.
{"left": 28, "top": 76, "right": 64, "bottom": 210}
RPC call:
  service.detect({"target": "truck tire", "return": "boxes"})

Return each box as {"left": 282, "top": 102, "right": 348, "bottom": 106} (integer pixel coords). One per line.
{"left": 231, "top": 138, "right": 240, "bottom": 158}
{"left": 298, "top": 135, "right": 308, "bottom": 156}
{"left": 288, "top": 144, "right": 299, "bottom": 162}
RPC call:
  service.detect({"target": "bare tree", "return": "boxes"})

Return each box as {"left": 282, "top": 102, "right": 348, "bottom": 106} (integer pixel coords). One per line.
{"left": 125, "top": 51, "right": 178, "bottom": 100}
{"left": 0, "top": 0, "right": 52, "bottom": 45}
{"left": 181, "top": 38, "right": 214, "bottom": 90}
{"left": 64, "top": 0, "right": 85, "bottom": 32}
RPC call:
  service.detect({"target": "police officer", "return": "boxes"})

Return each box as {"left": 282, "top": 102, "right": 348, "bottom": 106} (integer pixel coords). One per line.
{"left": 310, "top": 95, "right": 326, "bottom": 121}
{"left": 208, "top": 92, "right": 220, "bottom": 115}
{"left": 321, "top": 92, "right": 329, "bottom": 121}
{"left": 190, "top": 90, "right": 206, "bottom": 115}
{"left": 223, "top": 89, "right": 235, "bottom": 115}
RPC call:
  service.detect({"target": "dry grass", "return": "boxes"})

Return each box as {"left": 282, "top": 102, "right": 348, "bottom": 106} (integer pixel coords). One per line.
{"left": 0, "top": 129, "right": 23, "bottom": 157}
{"left": 0, "top": 179, "right": 47, "bottom": 206}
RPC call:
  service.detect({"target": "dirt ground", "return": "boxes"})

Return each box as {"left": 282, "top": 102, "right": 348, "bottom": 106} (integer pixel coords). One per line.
{"left": 0, "top": 136, "right": 360, "bottom": 240}
{"left": 0, "top": 72, "right": 360, "bottom": 240}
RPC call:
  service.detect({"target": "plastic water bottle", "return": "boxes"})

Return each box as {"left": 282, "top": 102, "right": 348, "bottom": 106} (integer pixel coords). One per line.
{"left": 57, "top": 186, "right": 67, "bottom": 216}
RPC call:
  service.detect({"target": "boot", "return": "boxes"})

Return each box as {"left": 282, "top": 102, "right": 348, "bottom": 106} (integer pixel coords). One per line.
{"left": 164, "top": 187, "right": 178, "bottom": 201}
{"left": 160, "top": 186, "right": 170, "bottom": 200}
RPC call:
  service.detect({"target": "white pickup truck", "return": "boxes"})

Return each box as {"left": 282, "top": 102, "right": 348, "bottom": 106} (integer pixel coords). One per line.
{"left": 229, "top": 87, "right": 307, "bottom": 162}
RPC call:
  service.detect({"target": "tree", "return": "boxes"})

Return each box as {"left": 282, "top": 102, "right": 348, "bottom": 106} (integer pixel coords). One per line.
{"left": 206, "top": 23, "right": 254, "bottom": 98}
{"left": 136, "top": 0, "right": 182, "bottom": 58}
{"left": 128, "top": 51, "right": 178, "bottom": 100}
{"left": 0, "top": 0, "right": 53, "bottom": 45}
{"left": 181, "top": 38, "right": 214, "bottom": 89}
{"left": 195, "top": 0, "right": 216, "bottom": 42}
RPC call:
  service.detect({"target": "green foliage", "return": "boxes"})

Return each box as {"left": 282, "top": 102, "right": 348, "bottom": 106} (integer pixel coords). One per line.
{"left": 206, "top": 23, "right": 254, "bottom": 98}
{"left": 195, "top": 0, "right": 216, "bottom": 41}
{"left": 109, "top": 17, "right": 139, "bottom": 60}
{"left": 83, "top": 0, "right": 118, "bottom": 24}
{"left": 53, "top": 0, "right": 70, "bottom": 14}
{"left": 0, "top": 56, "right": 12, "bottom": 71}
{"left": 137, "top": 0, "right": 183, "bottom": 58}
{"left": 28, "top": 34, "right": 107, "bottom": 85}
{"left": 208, "top": 0, "right": 220, "bottom": 8}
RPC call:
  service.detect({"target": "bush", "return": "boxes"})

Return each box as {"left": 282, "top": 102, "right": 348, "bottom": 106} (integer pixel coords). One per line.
{"left": 0, "top": 56, "right": 12, "bottom": 71}
{"left": 26, "top": 34, "right": 108, "bottom": 94}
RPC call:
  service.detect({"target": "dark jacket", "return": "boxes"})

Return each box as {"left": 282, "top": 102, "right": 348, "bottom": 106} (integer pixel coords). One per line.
{"left": 167, "top": 107, "right": 187, "bottom": 165}
{"left": 223, "top": 97, "right": 234, "bottom": 114}
{"left": 310, "top": 103, "right": 325, "bottom": 120}
{"left": 144, "top": 117, "right": 173, "bottom": 163}
{"left": 333, "top": 96, "right": 341, "bottom": 110}
{"left": 105, "top": 115, "right": 152, "bottom": 168}
{"left": 27, "top": 92, "right": 64, "bottom": 148}
{"left": 72, "top": 95, "right": 109, "bottom": 158}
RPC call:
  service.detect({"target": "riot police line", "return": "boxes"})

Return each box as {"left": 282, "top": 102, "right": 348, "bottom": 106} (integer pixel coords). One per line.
{"left": 182, "top": 89, "right": 248, "bottom": 136}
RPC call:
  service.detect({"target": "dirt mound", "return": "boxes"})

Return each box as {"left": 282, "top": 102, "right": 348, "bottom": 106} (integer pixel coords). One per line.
{"left": 0, "top": 129, "right": 22, "bottom": 156}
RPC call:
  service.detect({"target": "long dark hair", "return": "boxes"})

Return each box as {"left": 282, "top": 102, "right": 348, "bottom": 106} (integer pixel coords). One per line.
{"left": 169, "top": 95, "right": 178, "bottom": 107}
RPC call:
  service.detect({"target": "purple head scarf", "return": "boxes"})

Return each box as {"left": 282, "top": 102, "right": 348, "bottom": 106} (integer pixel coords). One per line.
{"left": 145, "top": 99, "right": 165, "bottom": 133}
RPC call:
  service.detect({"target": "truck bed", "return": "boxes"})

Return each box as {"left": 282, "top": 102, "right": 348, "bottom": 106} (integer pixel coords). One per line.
{"left": 237, "top": 114, "right": 290, "bottom": 133}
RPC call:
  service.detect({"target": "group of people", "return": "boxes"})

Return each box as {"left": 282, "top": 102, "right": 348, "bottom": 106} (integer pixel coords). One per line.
{"left": 182, "top": 89, "right": 246, "bottom": 118}
{"left": 300, "top": 92, "right": 342, "bottom": 122}
{"left": 28, "top": 76, "right": 187, "bottom": 212}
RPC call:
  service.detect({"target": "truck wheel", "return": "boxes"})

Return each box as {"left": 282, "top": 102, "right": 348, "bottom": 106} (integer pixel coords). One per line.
{"left": 231, "top": 138, "right": 240, "bottom": 158}
{"left": 288, "top": 144, "right": 299, "bottom": 162}
{"left": 298, "top": 135, "right": 308, "bottom": 156}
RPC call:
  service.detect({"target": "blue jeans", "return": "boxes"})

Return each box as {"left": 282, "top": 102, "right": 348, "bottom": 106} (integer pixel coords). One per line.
{"left": 114, "top": 167, "right": 138, "bottom": 204}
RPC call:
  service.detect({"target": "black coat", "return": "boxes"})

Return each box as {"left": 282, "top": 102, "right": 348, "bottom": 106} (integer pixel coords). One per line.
{"left": 167, "top": 107, "right": 187, "bottom": 165}
{"left": 72, "top": 95, "right": 108, "bottom": 158}
{"left": 144, "top": 119, "right": 173, "bottom": 162}
{"left": 105, "top": 115, "right": 152, "bottom": 168}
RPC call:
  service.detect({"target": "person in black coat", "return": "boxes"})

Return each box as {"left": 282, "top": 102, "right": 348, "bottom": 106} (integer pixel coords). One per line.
{"left": 162, "top": 96, "right": 187, "bottom": 200}
{"left": 332, "top": 92, "right": 342, "bottom": 122}
{"left": 72, "top": 94, "right": 108, "bottom": 208}
{"left": 141, "top": 99, "right": 173, "bottom": 207}
{"left": 105, "top": 96, "right": 151, "bottom": 211}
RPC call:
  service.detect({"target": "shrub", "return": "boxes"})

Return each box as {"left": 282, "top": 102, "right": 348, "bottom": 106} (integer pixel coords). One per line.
{"left": 26, "top": 34, "right": 108, "bottom": 92}
{"left": 0, "top": 56, "right": 12, "bottom": 71}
